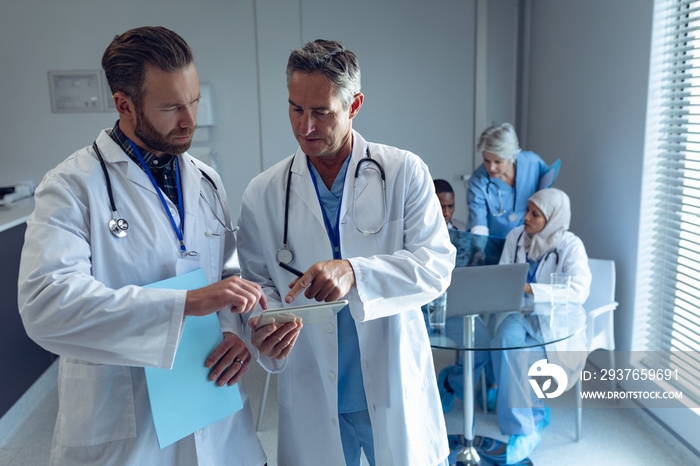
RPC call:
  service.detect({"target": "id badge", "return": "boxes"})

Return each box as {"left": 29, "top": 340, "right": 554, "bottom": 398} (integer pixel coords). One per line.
{"left": 176, "top": 254, "right": 202, "bottom": 277}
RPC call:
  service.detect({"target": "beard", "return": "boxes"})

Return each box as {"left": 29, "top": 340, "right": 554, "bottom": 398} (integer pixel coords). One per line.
{"left": 134, "top": 107, "right": 195, "bottom": 155}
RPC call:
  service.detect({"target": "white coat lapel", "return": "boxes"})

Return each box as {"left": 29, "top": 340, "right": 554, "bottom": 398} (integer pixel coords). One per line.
{"left": 341, "top": 133, "right": 369, "bottom": 224}
{"left": 179, "top": 154, "right": 202, "bottom": 247}
{"left": 96, "top": 131, "right": 163, "bottom": 194}
{"left": 290, "top": 149, "right": 327, "bottom": 230}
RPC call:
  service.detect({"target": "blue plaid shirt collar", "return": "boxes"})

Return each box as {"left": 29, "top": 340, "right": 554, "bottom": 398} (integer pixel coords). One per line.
{"left": 108, "top": 121, "right": 180, "bottom": 208}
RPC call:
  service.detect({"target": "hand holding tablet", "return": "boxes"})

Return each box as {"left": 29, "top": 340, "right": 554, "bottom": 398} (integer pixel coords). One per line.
{"left": 254, "top": 300, "right": 348, "bottom": 329}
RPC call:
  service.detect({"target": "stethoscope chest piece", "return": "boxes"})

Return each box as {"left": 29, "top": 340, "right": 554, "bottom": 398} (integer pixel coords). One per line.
{"left": 109, "top": 213, "right": 129, "bottom": 238}
{"left": 277, "top": 246, "right": 294, "bottom": 265}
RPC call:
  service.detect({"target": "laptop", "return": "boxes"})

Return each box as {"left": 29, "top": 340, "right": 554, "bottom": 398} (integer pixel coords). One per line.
{"left": 445, "top": 263, "right": 528, "bottom": 317}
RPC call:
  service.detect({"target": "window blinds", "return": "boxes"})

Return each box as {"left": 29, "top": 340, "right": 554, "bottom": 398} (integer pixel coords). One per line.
{"left": 642, "top": 0, "right": 700, "bottom": 403}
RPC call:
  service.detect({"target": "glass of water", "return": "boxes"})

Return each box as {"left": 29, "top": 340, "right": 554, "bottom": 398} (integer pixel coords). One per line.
{"left": 427, "top": 292, "right": 447, "bottom": 332}
{"left": 550, "top": 273, "right": 571, "bottom": 307}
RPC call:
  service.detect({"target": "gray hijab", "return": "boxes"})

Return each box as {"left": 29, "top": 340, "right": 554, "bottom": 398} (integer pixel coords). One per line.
{"left": 523, "top": 188, "right": 571, "bottom": 261}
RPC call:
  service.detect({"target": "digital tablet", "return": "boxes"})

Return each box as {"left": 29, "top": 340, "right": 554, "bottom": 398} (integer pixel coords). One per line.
{"left": 255, "top": 300, "right": 348, "bottom": 329}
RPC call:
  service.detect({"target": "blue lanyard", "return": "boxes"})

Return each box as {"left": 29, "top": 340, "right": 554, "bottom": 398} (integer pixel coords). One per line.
{"left": 525, "top": 253, "right": 543, "bottom": 283}
{"left": 308, "top": 160, "right": 350, "bottom": 260}
{"left": 127, "top": 140, "right": 188, "bottom": 255}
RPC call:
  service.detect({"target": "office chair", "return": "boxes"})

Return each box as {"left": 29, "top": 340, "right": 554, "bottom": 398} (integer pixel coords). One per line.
{"left": 575, "top": 258, "right": 618, "bottom": 441}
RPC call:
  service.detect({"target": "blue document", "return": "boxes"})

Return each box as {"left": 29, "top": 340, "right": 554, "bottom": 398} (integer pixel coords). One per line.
{"left": 144, "top": 268, "right": 243, "bottom": 449}
{"left": 539, "top": 159, "right": 561, "bottom": 190}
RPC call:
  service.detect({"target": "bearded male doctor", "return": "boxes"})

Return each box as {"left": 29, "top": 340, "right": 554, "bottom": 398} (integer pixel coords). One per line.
{"left": 238, "top": 40, "right": 456, "bottom": 466}
{"left": 18, "top": 27, "right": 270, "bottom": 466}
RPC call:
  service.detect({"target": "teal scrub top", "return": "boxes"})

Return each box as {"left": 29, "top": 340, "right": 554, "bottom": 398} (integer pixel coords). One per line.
{"left": 467, "top": 150, "right": 548, "bottom": 238}
{"left": 308, "top": 158, "right": 368, "bottom": 413}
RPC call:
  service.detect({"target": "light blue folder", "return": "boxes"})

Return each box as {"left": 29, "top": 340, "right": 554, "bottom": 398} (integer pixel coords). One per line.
{"left": 539, "top": 159, "right": 561, "bottom": 190}
{"left": 144, "top": 268, "right": 243, "bottom": 448}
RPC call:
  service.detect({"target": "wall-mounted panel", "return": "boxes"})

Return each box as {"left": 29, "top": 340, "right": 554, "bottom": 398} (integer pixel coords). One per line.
{"left": 48, "top": 70, "right": 104, "bottom": 113}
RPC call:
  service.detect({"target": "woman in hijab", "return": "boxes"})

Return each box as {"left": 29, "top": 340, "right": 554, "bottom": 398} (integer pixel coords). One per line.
{"left": 500, "top": 187, "right": 591, "bottom": 303}
{"left": 475, "top": 188, "right": 591, "bottom": 465}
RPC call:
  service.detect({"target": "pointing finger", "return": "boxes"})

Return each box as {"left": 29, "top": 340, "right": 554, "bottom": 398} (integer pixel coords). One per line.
{"left": 285, "top": 271, "right": 314, "bottom": 303}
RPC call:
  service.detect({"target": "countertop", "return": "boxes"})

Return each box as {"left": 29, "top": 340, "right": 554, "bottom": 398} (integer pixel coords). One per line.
{"left": 0, "top": 197, "right": 34, "bottom": 233}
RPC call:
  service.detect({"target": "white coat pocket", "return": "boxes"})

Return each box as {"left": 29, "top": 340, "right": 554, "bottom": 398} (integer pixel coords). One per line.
{"left": 57, "top": 361, "right": 137, "bottom": 447}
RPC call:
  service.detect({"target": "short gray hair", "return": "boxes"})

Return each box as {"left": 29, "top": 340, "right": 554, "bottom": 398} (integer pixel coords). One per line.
{"left": 286, "top": 39, "right": 361, "bottom": 109}
{"left": 476, "top": 122, "right": 521, "bottom": 162}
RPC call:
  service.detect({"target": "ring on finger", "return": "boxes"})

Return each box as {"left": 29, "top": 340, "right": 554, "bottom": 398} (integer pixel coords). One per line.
{"left": 233, "top": 358, "right": 244, "bottom": 365}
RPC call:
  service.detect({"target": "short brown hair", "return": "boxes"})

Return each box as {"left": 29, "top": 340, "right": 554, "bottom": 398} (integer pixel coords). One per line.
{"left": 102, "top": 26, "right": 193, "bottom": 107}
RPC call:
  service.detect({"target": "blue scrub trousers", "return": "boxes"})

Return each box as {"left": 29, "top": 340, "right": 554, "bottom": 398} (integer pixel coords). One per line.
{"left": 339, "top": 410, "right": 376, "bottom": 466}
{"left": 490, "top": 313, "right": 548, "bottom": 435}
{"left": 339, "top": 411, "right": 450, "bottom": 466}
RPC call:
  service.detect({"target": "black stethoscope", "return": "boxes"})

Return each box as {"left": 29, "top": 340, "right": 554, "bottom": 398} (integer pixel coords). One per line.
{"left": 94, "top": 141, "right": 235, "bottom": 249}
{"left": 276, "top": 146, "right": 387, "bottom": 266}
{"left": 514, "top": 230, "right": 559, "bottom": 281}
{"left": 95, "top": 142, "right": 130, "bottom": 238}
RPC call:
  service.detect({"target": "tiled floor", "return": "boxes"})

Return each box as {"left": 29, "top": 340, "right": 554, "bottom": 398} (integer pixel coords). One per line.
{"left": 1, "top": 351, "right": 698, "bottom": 466}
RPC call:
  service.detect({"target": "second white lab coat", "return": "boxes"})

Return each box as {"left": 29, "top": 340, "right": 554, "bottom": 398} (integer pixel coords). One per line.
{"left": 499, "top": 224, "right": 591, "bottom": 390}
{"left": 499, "top": 225, "right": 592, "bottom": 304}
{"left": 18, "top": 130, "right": 265, "bottom": 466}
{"left": 237, "top": 131, "right": 456, "bottom": 466}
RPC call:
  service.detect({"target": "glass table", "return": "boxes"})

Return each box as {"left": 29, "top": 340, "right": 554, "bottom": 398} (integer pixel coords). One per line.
{"left": 430, "top": 302, "right": 586, "bottom": 466}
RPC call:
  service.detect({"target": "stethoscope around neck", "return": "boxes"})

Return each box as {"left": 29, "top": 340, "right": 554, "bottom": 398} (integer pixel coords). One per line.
{"left": 95, "top": 142, "right": 130, "bottom": 238}
{"left": 486, "top": 177, "right": 518, "bottom": 222}
{"left": 514, "top": 230, "right": 560, "bottom": 267}
{"left": 276, "top": 146, "right": 387, "bottom": 266}
{"left": 93, "top": 141, "right": 235, "bottom": 252}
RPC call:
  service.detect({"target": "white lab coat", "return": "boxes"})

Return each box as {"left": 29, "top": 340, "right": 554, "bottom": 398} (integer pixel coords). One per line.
{"left": 18, "top": 129, "right": 266, "bottom": 466}
{"left": 237, "top": 131, "right": 456, "bottom": 466}
{"left": 499, "top": 224, "right": 591, "bottom": 390}
{"left": 499, "top": 225, "right": 591, "bottom": 304}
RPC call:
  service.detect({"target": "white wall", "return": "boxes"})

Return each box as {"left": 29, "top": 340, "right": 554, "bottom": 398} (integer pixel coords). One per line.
{"left": 0, "top": 0, "right": 484, "bottom": 226}
{"left": 256, "top": 0, "right": 479, "bottom": 224}
{"left": 524, "top": 1, "right": 700, "bottom": 445}
{"left": 0, "top": 0, "right": 263, "bottom": 227}
{"left": 525, "top": 0, "right": 654, "bottom": 354}
{"left": 485, "top": 0, "right": 520, "bottom": 137}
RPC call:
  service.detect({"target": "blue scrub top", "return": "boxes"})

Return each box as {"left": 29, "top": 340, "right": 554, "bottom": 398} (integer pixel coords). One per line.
{"left": 467, "top": 150, "right": 547, "bottom": 238}
{"left": 308, "top": 158, "right": 368, "bottom": 414}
